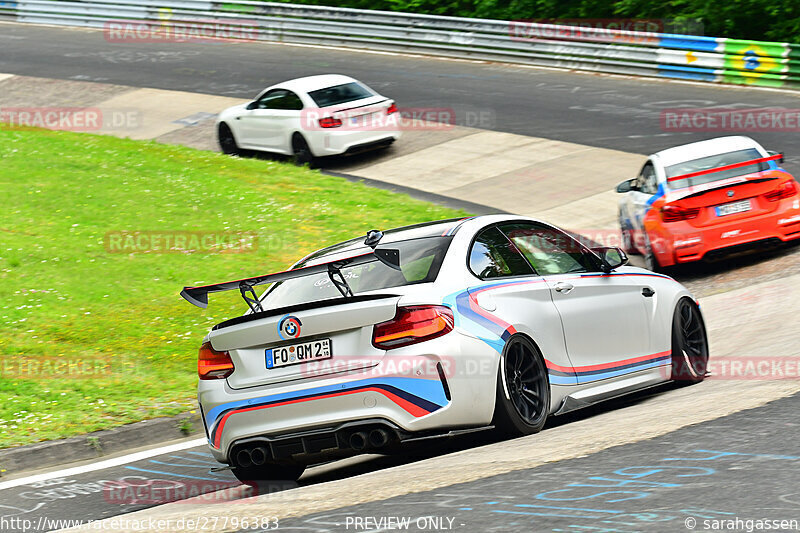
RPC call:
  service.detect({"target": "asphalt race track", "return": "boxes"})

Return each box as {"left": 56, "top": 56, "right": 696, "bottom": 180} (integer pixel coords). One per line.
{"left": 0, "top": 429, "right": 501, "bottom": 532}
{"left": 0, "top": 389, "right": 677, "bottom": 533}
{"left": 2, "top": 20, "right": 800, "bottom": 533}
{"left": 2, "top": 23, "right": 800, "bottom": 165}
{"left": 264, "top": 392, "right": 800, "bottom": 533}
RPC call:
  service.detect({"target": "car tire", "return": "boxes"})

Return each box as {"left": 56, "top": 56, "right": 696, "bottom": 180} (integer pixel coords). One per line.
{"left": 644, "top": 234, "right": 662, "bottom": 272}
{"left": 231, "top": 462, "right": 305, "bottom": 485}
{"left": 670, "top": 298, "right": 709, "bottom": 384}
{"left": 620, "top": 222, "right": 638, "bottom": 255}
{"left": 291, "top": 133, "right": 314, "bottom": 167}
{"left": 492, "top": 335, "right": 550, "bottom": 437}
{"left": 218, "top": 123, "right": 241, "bottom": 156}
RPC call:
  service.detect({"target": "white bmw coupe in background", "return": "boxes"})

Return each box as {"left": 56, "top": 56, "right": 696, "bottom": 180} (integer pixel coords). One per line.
{"left": 182, "top": 215, "right": 709, "bottom": 483}
{"left": 216, "top": 74, "right": 401, "bottom": 164}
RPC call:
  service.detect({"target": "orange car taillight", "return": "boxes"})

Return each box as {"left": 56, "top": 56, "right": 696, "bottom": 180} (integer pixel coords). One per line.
{"left": 765, "top": 180, "right": 798, "bottom": 201}
{"left": 198, "top": 341, "right": 234, "bottom": 380}
{"left": 319, "top": 116, "right": 343, "bottom": 128}
{"left": 661, "top": 204, "right": 701, "bottom": 222}
{"left": 386, "top": 103, "right": 398, "bottom": 115}
{"left": 372, "top": 306, "right": 454, "bottom": 349}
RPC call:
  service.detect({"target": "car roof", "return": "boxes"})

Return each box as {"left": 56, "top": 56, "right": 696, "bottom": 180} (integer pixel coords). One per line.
{"left": 273, "top": 74, "right": 361, "bottom": 94}
{"left": 295, "top": 214, "right": 591, "bottom": 270}
{"left": 652, "top": 136, "right": 764, "bottom": 168}
{"left": 296, "top": 217, "right": 471, "bottom": 267}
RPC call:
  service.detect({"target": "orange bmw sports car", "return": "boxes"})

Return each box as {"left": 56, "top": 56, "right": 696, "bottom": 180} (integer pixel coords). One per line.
{"left": 617, "top": 136, "right": 800, "bottom": 270}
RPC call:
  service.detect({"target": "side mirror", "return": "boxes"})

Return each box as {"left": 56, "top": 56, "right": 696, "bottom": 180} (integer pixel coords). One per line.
{"left": 767, "top": 150, "right": 784, "bottom": 164}
{"left": 593, "top": 246, "right": 628, "bottom": 272}
{"left": 616, "top": 179, "right": 635, "bottom": 193}
{"left": 246, "top": 101, "right": 258, "bottom": 110}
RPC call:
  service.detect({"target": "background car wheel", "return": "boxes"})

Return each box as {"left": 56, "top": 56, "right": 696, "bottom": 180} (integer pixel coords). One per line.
{"left": 292, "top": 133, "right": 314, "bottom": 167}
{"left": 493, "top": 335, "right": 550, "bottom": 436}
{"left": 670, "top": 298, "right": 709, "bottom": 384}
{"left": 644, "top": 235, "right": 661, "bottom": 272}
{"left": 619, "top": 219, "right": 638, "bottom": 255}
{"left": 232, "top": 462, "right": 305, "bottom": 485}
{"left": 218, "top": 123, "right": 241, "bottom": 156}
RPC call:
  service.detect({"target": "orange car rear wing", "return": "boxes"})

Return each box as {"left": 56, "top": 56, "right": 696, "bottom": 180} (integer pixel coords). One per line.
{"left": 666, "top": 154, "right": 783, "bottom": 183}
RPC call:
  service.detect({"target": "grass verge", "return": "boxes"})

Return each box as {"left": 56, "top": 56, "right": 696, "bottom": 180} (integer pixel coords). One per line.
{"left": 0, "top": 126, "right": 466, "bottom": 448}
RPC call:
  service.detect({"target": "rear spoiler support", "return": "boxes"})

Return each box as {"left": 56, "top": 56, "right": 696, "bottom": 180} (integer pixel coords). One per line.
{"left": 239, "top": 282, "right": 264, "bottom": 314}
{"left": 328, "top": 262, "right": 354, "bottom": 299}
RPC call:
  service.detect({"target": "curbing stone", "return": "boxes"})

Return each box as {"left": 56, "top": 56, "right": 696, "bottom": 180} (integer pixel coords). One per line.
{"left": 0, "top": 411, "right": 203, "bottom": 476}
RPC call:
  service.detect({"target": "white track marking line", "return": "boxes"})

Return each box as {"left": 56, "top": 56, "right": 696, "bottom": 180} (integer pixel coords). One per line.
{"left": 0, "top": 438, "right": 207, "bottom": 491}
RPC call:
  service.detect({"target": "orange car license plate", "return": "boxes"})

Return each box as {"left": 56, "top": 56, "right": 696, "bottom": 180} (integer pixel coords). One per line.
{"left": 715, "top": 199, "right": 751, "bottom": 217}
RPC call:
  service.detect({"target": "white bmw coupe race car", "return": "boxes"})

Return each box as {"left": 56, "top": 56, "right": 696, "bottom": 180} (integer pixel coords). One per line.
{"left": 216, "top": 74, "right": 401, "bottom": 165}
{"left": 181, "top": 215, "right": 709, "bottom": 482}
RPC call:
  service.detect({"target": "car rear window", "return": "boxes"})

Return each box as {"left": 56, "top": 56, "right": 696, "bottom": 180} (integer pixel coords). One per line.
{"left": 666, "top": 148, "right": 768, "bottom": 189}
{"left": 307, "top": 82, "right": 375, "bottom": 108}
{"left": 261, "top": 237, "right": 453, "bottom": 308}
{"left": 469, "top": 226, "right": 533, "bottom": 279}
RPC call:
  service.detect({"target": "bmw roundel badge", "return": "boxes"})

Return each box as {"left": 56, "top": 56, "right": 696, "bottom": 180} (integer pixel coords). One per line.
{"left": 278, "top": 315, "right": 302, "bottom": 340}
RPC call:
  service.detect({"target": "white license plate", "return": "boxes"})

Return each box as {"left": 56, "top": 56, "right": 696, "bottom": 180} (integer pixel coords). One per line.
{"left": 715, "top": 199, "right": 751, "bottom": 217}
{"left": 266, "top": 338, "right": 332, "bottom": 369}
{"left": 349, "top": 112, "right": 379, "bottom": 126}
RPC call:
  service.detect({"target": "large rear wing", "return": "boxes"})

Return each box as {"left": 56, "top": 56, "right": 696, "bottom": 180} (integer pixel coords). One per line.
{"left": 180, "top": 247, "right": 400, "bottom": 310}
{"left": 666, "top": 153, "right": 783, "bottom": 183}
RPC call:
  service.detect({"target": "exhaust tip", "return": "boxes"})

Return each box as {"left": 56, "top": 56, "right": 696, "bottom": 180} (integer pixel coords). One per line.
{"left": 235, "top": 448, "right": 253, "bottom": 468}
{"left": 349, "top": 431, "right": 368, "bottom": 451}
{"left": 368, "top": 428, "right": 390, "bottom": 448}
{"left": 250, "top": 446, "right": 268, "bottom": 466}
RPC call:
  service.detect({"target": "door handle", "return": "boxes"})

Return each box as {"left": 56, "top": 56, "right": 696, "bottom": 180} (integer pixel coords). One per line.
{"left": 642, "top": 287, "right": 655, "bottom": 297}
{"left": 554, "top": 282, "right": 574, "bottom": 294}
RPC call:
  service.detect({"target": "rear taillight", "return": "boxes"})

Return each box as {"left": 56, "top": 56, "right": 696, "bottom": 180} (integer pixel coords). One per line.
{"left": 661, "top": 205, "right": 701, "bottom": 222}
{"left": 765, "top": 180, "right": 798, "bottom": 201}
{"left": 386, "top": 103, "right": 398, "bottom": 115}
{"left": 198, "top": 341, "right": 234, "bottom": 380}
{"left": 319, "top": 116, "right": 343, "bottom": 128}
{"left": 372, "top": 306, "right": 454, "bottom": 349}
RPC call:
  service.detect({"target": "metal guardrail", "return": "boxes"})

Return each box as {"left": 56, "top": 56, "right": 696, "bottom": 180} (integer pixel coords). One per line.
{"left": 1, "top": 0, "right": 798, "bottom": 89}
